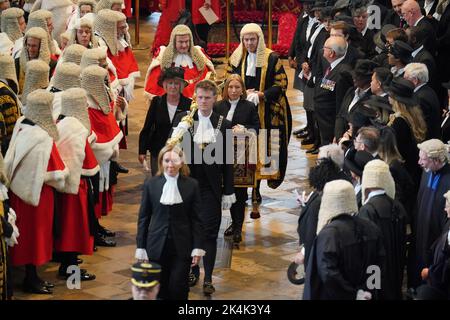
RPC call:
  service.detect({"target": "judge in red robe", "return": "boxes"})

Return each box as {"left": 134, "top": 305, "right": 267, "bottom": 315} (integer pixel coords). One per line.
{"left": 55, "top": 88, "right": 99, "bottom": 281}
{"left": 4, "top": 89, "right": 68, "bottom": 294}
{"left": 144, "top": 24, "right": 215, "bottom": 100}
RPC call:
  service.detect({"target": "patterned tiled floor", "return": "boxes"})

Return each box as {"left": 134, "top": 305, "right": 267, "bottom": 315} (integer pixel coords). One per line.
{"left": 11, "top": 13, "right": 318, "bottom": 300}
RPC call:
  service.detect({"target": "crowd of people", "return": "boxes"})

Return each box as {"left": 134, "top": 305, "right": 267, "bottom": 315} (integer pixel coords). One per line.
{"left": 0, "top": 0, "right": 450, "bottom": 302}
{"left": 290, "top": 0, "right": 450, "bottom": 299}
{"left": 0, "top": 0, "right": 140, "bottom": 299}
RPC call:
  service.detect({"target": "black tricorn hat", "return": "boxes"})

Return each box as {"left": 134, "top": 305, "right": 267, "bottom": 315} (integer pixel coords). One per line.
{"left": 363, "top": 95, "right": 393, "bottom": 112}
{"left": 131, "top": 262, "right": 161, "bottom": 288}
{"left": 389, "top": 40, "right": 413, "bottom": 64}
{"left": 157, "top": 66, "right": 188, "bottom": 87}
{"left": 386, "top": 77, "right": 418, "bottom": 106}
{"left": 352, "top": 59, "right": 379, "bottom": 81}
{"left": 344, "top": 148, "right": 376, "bottom": 177}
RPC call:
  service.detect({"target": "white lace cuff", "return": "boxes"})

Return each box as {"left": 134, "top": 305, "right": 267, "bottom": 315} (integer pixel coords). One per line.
{"left": 222, "top": 193, "right": 236, "bottom": 210}
{"left": 135, "top": 248, "right": 149, "bottom": 260}
{"left": 191, "top": 249, "right": 206, "bottom": 257}
{"left": 0, "top": 184, "right": 8, "bottom": 201}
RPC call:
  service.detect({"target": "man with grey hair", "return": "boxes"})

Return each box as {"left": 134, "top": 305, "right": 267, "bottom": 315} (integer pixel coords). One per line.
{"left": 313, "top": 36, "right": 353, "bottom": 146}
{"left": 404, "top": 62, "right": 440, "bottom": 139}
{"left": 409, "top": 139, "right": 450, "bottom": 290}
{"left": 352, "top": 6, "right": 376, "bottom": 58}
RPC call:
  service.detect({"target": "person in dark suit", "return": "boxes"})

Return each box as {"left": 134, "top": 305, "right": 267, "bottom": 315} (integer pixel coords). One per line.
{"left": 312, "top": 36, "right": 353, "bottom": 146}
{"left": 435, "top": 1, "right": 450, "bottom": 110}
{"left": 335, "top": 59, "right": 377, "bottom": 141}
{"left": 383, "top": 0, "right": 407, "bottom": 27}
{"left": 171, "top": 80, "right": 235, "bottom": 295}
{"left": 135, "top": 144, "right": 204, "bottom": 300}
{"left": 409, "top": 26, "right": 439, "bottom": 92}
{"left": 404, "top": 62, "right": 441, "bottom": 139}
{"left": 138, "top": 67, "right": 192, "bottom": 174}
{"left": 402, "top": 0, "right": 437, "bottom": 54}
{"left": 352, "top": 6, "right": 377, "bottom": 59}
{"left": 288, "top": 0, "right": 317, "bottom": 91}
{"left": 419, "top": 0, "right": 438, "bottom": 17}
{"left": 214, "top": 74, "right": 260, "bottom": 243}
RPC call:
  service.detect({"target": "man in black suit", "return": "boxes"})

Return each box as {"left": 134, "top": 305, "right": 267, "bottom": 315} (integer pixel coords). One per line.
{"left": 383, "top": 0, "right": 407, "bottom": 27}
{"left": 404, "top": 62, "right": 441, "bottom": 139}
{"left": 289, "top": 0, "right": 317, "bottom": 91}
{"left": 409, "top": 26, "right": 438, "bottom": 91}
{"left": 352, "top": 6, "right": 377, "bottom": 59}
{"left": 172, "top": 80, "right": 235, "bottom": 296}
{"left": 312, "top": 36, "right": 353, "bottom": 146}
{"left": 419, "top": 0, "right": 438, "bottom": 16}
{"left": 401, "top": 0, "right": 437, "bottom": 54}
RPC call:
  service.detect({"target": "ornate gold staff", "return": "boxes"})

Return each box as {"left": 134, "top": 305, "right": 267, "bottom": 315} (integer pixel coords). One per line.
{"left": 166, "top": 96, "right": 198, "bottom": 147}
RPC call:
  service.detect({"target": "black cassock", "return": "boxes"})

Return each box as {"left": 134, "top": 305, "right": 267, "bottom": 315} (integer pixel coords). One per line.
{"left": 413, "top": 164, "right": 450, "bottom": 287}
{"left": 297, "top": 191, "right": 321, "bottom": 267}
{"left": 426, "top": 224, "right": 450, "bottom": 298}
{"left": 303, "top": 214, "right": 385, "bottom": 300}
{"left": 358, "top": 194, "right": 407, "bottom": 300}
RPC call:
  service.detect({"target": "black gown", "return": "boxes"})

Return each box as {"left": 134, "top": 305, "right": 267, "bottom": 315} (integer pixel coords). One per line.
{"left": 358, "top": 194, "right": 407, "bottom": 300}
{"left": 303, "top": 214, "right": 386, "bottom": 300}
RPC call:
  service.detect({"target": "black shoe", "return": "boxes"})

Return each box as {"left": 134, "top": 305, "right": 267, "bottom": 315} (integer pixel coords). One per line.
{"left": 40, "top": 280, "right": 54, "bottom": 289}
{"left": 58, "top": 268, "right": 96, "bottom": 281}
{"left": 296, "top": 131, "right": 310, "bottom": 139}
{"left": 224, "top": 225, "right": 234, "bottom": 237}
{"left": 98, "top": 225, "right": 116, "bottom": 237}
{"left": 301, "top": 137, "right": 315, "bottom": 145}
{"left": 293, "top": 128, "right": 307, "bottom": 135}
{"left": 188, "top": 271, "right": 199, "bottom": 287}
{"left": 306, "top": 146, "right": 319, "bottom": 154}
{"left": 23, "top": 280, "right": 53, "bottom": 294}
{"left": 250, "top": 211, "right": 260, "bottom": 219}
{"left": 111, "top": 161, "right": 129, "bottom": 174}
{"left": 203, "top": 282, "right": 215, "bottom": 295}
{"left": 95, "top": 235, "right": 117, "bottom": 247}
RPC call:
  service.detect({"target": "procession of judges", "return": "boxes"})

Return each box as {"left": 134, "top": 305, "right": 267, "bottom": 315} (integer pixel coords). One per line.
{"left": 0, "top": 0, "right": 450, "bottom": 301}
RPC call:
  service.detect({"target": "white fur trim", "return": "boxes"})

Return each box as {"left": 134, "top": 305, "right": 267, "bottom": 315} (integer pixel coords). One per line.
{"left": 91, "top": 130, "right": 123, "bottom": 165}
{"left": 81, "top": 164, "right": 100, "bottom": 177}
{"left": 56, "top": 117, "right": 90, "bottom": 194}
{"left": 144, "top": 46, "right": 165, "bottom": 90}
{"left": 88, "top": 131, "right": 97, "bottom": 144}
{"left": 4, "top": 117, "right": 54, "bottom": 206}
{"left": 44, "top": 166, "right": 69, "bottom": 192}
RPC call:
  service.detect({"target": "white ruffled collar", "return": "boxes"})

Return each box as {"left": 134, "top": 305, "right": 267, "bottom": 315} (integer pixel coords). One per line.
{"left": 160, "top": 173, "right": 183, "bottom": 205}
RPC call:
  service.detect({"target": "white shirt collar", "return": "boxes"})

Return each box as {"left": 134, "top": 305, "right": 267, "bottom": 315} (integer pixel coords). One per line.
{"left": 198, "top": 110, "right": 212, "bottom": 119}
{"left": 361, "top": 26, "right": 368, "bottom": 36}
{"left": 194, "top": 110, "right": 216, "bottom": 144}
{"left": 330, "top": 52, "right": 346, "bottom": 70}
{"left": 411, "top": 45, "right": 424, "bottom": 57}
{"left": 414, "top": 15, "right": 425, "bottom": 26}
{"left": 364, "top": 189, "right": 386, "bottom": 204}
{"left": 227, "top": 99, "right": 239, "bottom": 121}
{"left": 246, "top": 52, "right": 257, "bottom": 77}
{"left": 424, "top": 0, "right": 435, "bottom": 15}
{"left": 160, "top": 173, "right": 183, "bottom": 205}
{"left": 414, "top": 82, "right": 427, "bottom": 92}
{"left": 354, "top": 182, "right": 362, "bottom": 195}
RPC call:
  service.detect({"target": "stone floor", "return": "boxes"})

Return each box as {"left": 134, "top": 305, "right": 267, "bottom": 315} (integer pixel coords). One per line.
{"left": 11, "top": 13, "right": 318, "bottom": 300}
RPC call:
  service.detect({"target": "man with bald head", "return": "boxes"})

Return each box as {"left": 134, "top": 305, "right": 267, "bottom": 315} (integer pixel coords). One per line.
{"left": 401, "top": 0, "right": 436, "bottom": 54}
{"left": 313, "top": 36, "right": 353, "bottom": 146}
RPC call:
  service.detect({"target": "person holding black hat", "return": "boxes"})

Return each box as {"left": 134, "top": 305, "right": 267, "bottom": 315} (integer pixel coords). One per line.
{"left": 386, "top": 76, "right": 427, "bottom": 186}
{"left": 388, "top": 40, "right": 413, "bottom": 77}
{"left": 138, "top": 67, "right": 192, "bottom": 175}
{"left": 357, "top": 95, "right": 393, "bottom": 128}
{"left": 344, "top": 148, "right": 378, "bottom": 207}
{"left": 404, "top": 62, "right": 441, "bottom": 139}
{"left": 335, "top": 59, "right": 378, "bottom": 142}
{"left": 131, "top": 261, "right": 161, "bottom": 300}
